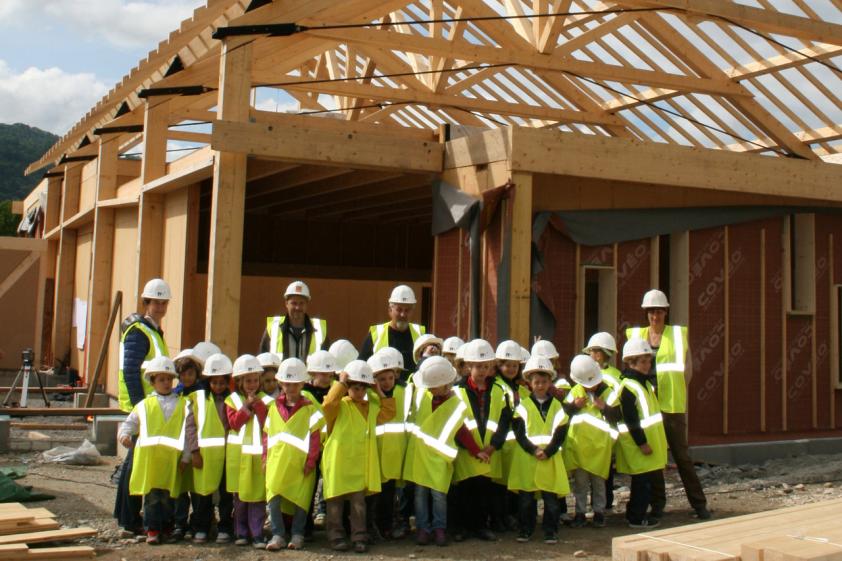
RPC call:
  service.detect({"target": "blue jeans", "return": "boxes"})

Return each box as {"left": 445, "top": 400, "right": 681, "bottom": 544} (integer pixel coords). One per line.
{"left": 268, "top": 496, "right": 308, "bottom": 539}
{"left": 414, "top": 486, "right": 447, "bottom": 532}
{"left": 143, "top": 489, "right": 173, "bottom": 532}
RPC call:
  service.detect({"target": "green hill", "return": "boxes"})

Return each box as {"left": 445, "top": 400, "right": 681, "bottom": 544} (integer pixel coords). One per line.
{"left": 0, "top": 123, "right": 58, "bottom": 202}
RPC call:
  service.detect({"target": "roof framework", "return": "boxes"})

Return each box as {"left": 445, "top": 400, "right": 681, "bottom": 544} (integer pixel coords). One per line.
{"left": 27, "top": 0, "right": 842, "bottom": 175}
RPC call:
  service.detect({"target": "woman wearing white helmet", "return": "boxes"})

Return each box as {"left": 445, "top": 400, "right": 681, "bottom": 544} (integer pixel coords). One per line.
{"left": 563, "top": 355, "right": 621, "bottom": 529}
{"left": 625, "top": 289, "right": 708, "bottom": 521}
{"left": 451, "top": 339, "right": 513, "bottom": 542}
{"left": 615, "top": 339, "right": 667, "bottom": 529}
{"left": 321, "top": 360, "right": 396, "bottom": 553}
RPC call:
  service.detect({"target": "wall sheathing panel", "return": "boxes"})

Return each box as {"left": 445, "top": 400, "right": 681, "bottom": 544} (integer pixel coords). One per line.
{"left": 726, "top": 222, "right": 762, "bottom": 434}
{"left": 78, "top": 161, "right": 97, "bottom": 213}
{"left": 161, "top": 189, "right": 189, "bottom": 355}
{"left": 71, "top": 227, "right": 93, "bottom": 372}
{"left": 616, "top": 239, "right": 652, "bottom": 366}
{"left": 535, "top": 225, "right": 577, "bottom": 360}
{"left": 688, "top": 227, "right": 726, "bottom": 437}
{"left": 814, "top": 217, "right": 831, "bottom": 429}
{"left": 763, "top": 218, "right": 785, "bottom": 433}
{"left": 482, "top": 206, "right": 503, "bottom": 343}
{"left": 786, "top": 315, "right": 814, "bottom": 431}
{"left": 106, "top": 208, "right": 139, "bottom": 396}
{"left": 432, "top": 229, "right": 461, "bottom": 338}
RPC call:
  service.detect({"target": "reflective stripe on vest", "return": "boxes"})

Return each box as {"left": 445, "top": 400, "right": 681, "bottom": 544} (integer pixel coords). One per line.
{"left": 371, "top": 322, "right": 425, "bottom": 352}
{"left": 136, "top": 400, "right": 189, "bottom": 451}
{"left": 266, "top": 408, "right": 323, "bottom": 452}
{"left": 267, "top": 316, "right": 327, "bottom": 356}
{"left": 629, "top": 325, "right": 685, "bottom": 373}
{"left": 514, "top": 402, "right": 567, "bottom": 448}
{"left": 616, "top": 378, "right": 663, "bottom": 433}
{"left": 409, "top": 400, "right": 467, "bottom": 460}
{"left": 133, "top": 323, "right": 167, "bottom": 371}
{"left": 569, "top": 413, "right": 619, "bottom": 440}
{"left": 226, "top": 393, "right": 272, "bottom": 454}
{"left": 195, "top": 390, "right": 226, "bottom": 448}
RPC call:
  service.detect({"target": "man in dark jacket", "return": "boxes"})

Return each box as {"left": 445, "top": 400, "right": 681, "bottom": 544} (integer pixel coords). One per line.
{"left": 259, "top": 280, "right": 329, "bottom": 360}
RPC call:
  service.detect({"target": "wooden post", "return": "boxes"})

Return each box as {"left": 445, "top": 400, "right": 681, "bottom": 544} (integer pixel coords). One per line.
{"left": 830, "top": 234, "right": 836, "bottom": 429}
{"left": 136, "top": 99, "right": 170, "bottom": 311}
{"left": 61, "top": 165, "right": 82, "bottom": 220}
{"left": 205, "top": 39, "right": 253, "bottom": 357}
{"left": 44, "top": 176, "right": 62, "bottom": 232}
{"left": 51, "top": 165, "right": 82, "bottom": 364}
{"left": 86, "top": 136, "right": 119, "bottom": 384}
{"left": 509, "top": 171, "right": 533, "bottom": 344}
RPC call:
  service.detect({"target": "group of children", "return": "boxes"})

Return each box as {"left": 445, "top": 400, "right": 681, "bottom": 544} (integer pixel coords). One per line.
{"left": 118, "top": 330, "right": 668, "bottom": 550}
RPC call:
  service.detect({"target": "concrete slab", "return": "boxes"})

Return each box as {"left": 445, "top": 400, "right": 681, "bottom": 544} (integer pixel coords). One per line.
{"left": 0, "top": 415, "right": 9, "bottom": 452}
{"left": 690, "top": 437, "right": 842, "bottom": 465}
{"left": 93, "top": 414, "right": 126, "bottom": 456}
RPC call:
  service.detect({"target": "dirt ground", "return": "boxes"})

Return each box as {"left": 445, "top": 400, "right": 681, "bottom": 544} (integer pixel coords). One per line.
{"left": 5, "top": 442, "right": 842, "bottom": 561}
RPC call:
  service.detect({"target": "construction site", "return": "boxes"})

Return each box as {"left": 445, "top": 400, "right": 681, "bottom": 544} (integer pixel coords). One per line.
{"left": 1, "top": 0, "right": 842, "bottom": 559}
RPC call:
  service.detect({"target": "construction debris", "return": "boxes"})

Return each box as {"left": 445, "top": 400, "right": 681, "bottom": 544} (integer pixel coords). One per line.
{"left": 613, "top": 498, "right": 842, "bottom": 561}
{"left": 0, "top": 503, "right": 95, "bottom": 559}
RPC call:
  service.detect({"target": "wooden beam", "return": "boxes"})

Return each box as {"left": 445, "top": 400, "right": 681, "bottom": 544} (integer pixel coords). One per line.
{"left": 510, "top": 171, "right": 533, "bottom": 344}
{"left": 508, "top": 127, "right": 842, "bottom": 201}
{"left": 44, "top": 177, "right": 62, "bottom": 232}
{"left": 249, "top": 109, "right": 439, "bottom": 141}
{"left": 206, "top": 39, "right": 252, "bottom": 358}
{"left": 247, "top": 169, "right": 397, "bottom": 212}
{"left": 212, "top": 118, "right": 444, "bottom": 173}
{"left": 52, "top": 229, "right": 77, "bottom": 364}
{"left": 61, "top": 165, "right": 82, "bottom": 221}
{"left": 303, "top": 27, "right": 748, "bottom": 98}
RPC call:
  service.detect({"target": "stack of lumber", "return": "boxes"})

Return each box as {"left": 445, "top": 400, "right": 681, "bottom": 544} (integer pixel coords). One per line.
{"left": 0, "top": 503, "right": 96, "bottom": 559}
{"left": 613, "top": 498, "right": 842, "bottom": 561}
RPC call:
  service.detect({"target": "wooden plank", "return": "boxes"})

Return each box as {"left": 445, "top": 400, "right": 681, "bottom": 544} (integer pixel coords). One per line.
{"left": 24, "top": 546, "right": 95, "bottom": 560}
{"left": 61, "top": 165, "right": 82, "bottom": 223}
{"left": 0, "top": 408, "right": 123, "bottom": 417}
{"left": 44, "top": 177, "right": 62, "bottom": 232}
{"left": 11, "top": 422, "right": 87, "bottom": 430}
{"left": 0, "top": 520, "right": 61, "bottom": 536}
{"left": 760, "top": 228, "right": 766, "bottom": 431}
{"left": 0, "top": 514, "right": 34, "bottom": 525}
{"left": 724, "top": 225, "right": 730, "bottom": 435}
{"left": 0, "top": 527, "right": 96, "bottom": 545}
{"left": 135, "top": 193, "right": 164, "bottom": 311}
{"left": 212, "top": 119, "right": 443, "bottom": 173}
{"left": 510, "top": 171, "right": 533, "bottom": 345}
{"left": 0, "top": 253, "right": 40, "bottom": 301}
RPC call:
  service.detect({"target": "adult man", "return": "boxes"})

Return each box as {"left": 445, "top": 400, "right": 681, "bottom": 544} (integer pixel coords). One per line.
{"left": 359, "top": 285, "right": 425, "bottom": 375}
{"left": 259, "top": 280, "right": 329, "bottom": 360}
{"left": 114, "top": 278, "right": 171, "bottom": 538}
{"left": 625, "top": 289, "right": 710, "bottom": 520}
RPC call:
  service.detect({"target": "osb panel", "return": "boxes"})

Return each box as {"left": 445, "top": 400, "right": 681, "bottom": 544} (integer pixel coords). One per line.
{"left": 688, "top": 227, "right": 725, "bottom": 437}
{"left": 726, "top": 222, "right": 762, "bottom": 435}
{"left": 534, "top": 226, "right": 577, "bottom": 360}
{"left": 763, "top": 217, "right": 785, "bottom": 433}
{"left": 786, "top": 315, "right": 813, "bottom": 432}
{"left": 0, "top": 251, "right": 39, "bottom": 370}
{"left": 580, "top": 244, "right": 613, "bottom": 267}
{"left": 70, "top": 230, "right": 93, "bottom": 372}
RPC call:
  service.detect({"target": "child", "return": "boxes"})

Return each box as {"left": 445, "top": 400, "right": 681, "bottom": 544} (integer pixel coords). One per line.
{"left": 532, "top": 339, "right": 569, "bottom": 396}
{"left": 322, "top": 360, "right": 395, "bottom": 553}
{"left": 367, "top": 347, "right": 410, "bottom": 540}
{"left": 451, "top": 339, "right": 512, "bottom": 542}
{"left": 186, "top": 353, "right": 234, "bottom": 544}
{"left": 118, "top": 356, "right": 187, "bottom": 545}
{"left": 225, "top": 354, "right": 273, "bottom": 548}
{"left": 328, "top": 339, "right": 358, "bottom": 371}
{"left": 615, "top": 339, "right": 667, "bottom": 528}
{"left": 413, "top": 334, "right": 443, "bottom": 369}
{"left": 582, "top": 332, "right": 622, "bottom": 509}
{"left": 403, "top": 356, "right": 470, "bottom": 547}
{"left": 442, "top": 337, "right": 465, "bottom": 366}
{"left": 509, "top": 355, "right": 569, "bottom": 544}
{"left": 257, "top": 352, "right": 281, "bottom": 399}
{"left": 564, "top": 355, "right": 620, "bottom": 528}
{"left": 264, "top": 358, "right": 324, "bottom": 551}
{"left": 303, "top": 350, "right": 337, "bottom": 532}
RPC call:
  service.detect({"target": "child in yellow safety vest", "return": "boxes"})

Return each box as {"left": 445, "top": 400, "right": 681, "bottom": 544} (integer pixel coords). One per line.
{"left": 564, "top": 355, "right": 621, "bottom": 529}
{"left": 451, "top": 339, "right": 512, "bottom": 542}
{"left": 262, "top": 358, "right": 325, "bottom": 551}
{"left": 403, "top": 356, "right": 471, "bottom": 547}
{"left": 225, "top": 355, "right": 273, "bottom": 548}
{"left": 257, "top": 352, "right": 281, "bottom": 399}
{"left": 118, "top": 356, "right": 189, "bottom": 546}
{"left": 616, "top": 339, "right": 668, "bottom": 529}
{"left": 322, "top": 359, "right": 395, "bottom": 553}
{"left": 184, "top": 352, "right": 234, "bottom": 544}
{"left": 366, "top": 347, "right": 410, "bottom": 540}
{"left": 509, "top": 355, "right": 569, "bottom": 544}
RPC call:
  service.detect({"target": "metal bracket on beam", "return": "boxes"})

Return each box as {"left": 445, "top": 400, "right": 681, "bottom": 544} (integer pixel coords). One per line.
{"left": 93, "top": 124, "right": 145, "bottom": 136}
{"left": 58, "top": 155, "right": 97, "bottom": 164}
{"left": 212, "top": 23, "right": 307, "bottom": 39}
{"left": 43, "top": 171, "right": 64, "bottom": 179}
{"left": 138, "top": 85, "right": 214, "bottom": 98}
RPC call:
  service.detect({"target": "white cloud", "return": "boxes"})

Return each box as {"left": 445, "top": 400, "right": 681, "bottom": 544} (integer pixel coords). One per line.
{"left": 1, "top": 0, "right": 202, "bottom": 49}
{"left": 0, "top": 60, "right": 109, "bottom": 134}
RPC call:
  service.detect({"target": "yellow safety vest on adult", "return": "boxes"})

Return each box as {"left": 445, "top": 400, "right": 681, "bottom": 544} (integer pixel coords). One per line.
{"left": 118, "top": 321, "right": 169, "bottom": 412}
{"left": 625, "top": 325, "right": 688, "bottom": 413}
{"left": 129, "top": 393, "right": 189, "bottom": 496}
{"left": 507, "top": 397, "right": 570, "bottom": 496}
{"left": 265, "top": 315, "right": 328, "bottom": 357}
{"left": 370, "top": 322, "right": 426, "bottom": 352}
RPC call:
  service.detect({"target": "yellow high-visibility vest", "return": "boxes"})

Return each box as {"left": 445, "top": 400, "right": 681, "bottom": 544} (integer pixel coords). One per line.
{"left": 189, "top": 390, "right": 226, "bottom": 496}
{"left": 375, "top": 384, "right": 411, "bottom": 482}
{"left": 615, "top": 377, "right": 668, "bottom": 475}
{"left": 369, "top": 322, "right": 425, "bottom": 352}
{"left": 626, "top": 325, "right": 689, "bottom": 413}
{"left": 129, "top": 395, "right": 188, "bottom": 496}
{"left": 224, "top": 392, "right": 273, "bottom": 501}
{"left": 118, "top": 321, "right": 168, "bottom": 413}
{"left": 321, "top": 391, "right": 381, "bottom": 499}
{"left": 266, "top": 316, "right": 327, "bottom": 358}
{"left": 507, "top": 397, "right": 569, "bottom": 496}
{"left": 452, "top": 383, "right": 507, "bottom": 483}
{"left": 563, "top": 384, "right": 618, "bottom": 479}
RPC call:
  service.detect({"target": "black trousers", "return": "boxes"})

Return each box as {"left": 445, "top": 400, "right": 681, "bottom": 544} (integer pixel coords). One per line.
{"left": 113, "top": 442, "right": 143, "bottom": 531}
{"left": 627, "top": 470, "right": 660, "bottom": 524}
{"left": 454, "top": 476, "right": 494, "bottom": 533}
{"left": 650, "top": 412, "right": 707, "bottom": 513}
{"left": 190, "top": 470, "right": 234, "bottom": 535}
{"left": 518, "top": 491, "right": 560, "bottom": 535}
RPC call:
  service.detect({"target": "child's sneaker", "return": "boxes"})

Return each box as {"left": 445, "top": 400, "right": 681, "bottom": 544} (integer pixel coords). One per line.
{"left": 234, "top": 536, "right": 249, "bottom": 546}
{"left": 314, "top": 513, "right": 326, "bottom": 527}
{"left": 193, "top": 531, "right": 208, "bottom": 543}
{"left": 570, "top": 513, "right": 587, "bottom": 528}
{"left": 288, "top": 534, "right": 305, "bottom": 550}
{"left": 146, "top": 530, "right": 160, "bottom": 545}
{"left": 592, "top": 513, "right": 606, "bottom": 528}
{"left": 353, "top": 541, "right": 368, "bottom": 553}
{"left": 332, "top": 539, "right": 350, "bottom": 551}
{"left": 216, "top": 532, "right": 232, "bottom": 544}
{"left": 253, "top": 538, "right": 267, "bottom": 549}
{"left": 543, "top": 532, "right": 558, "bottom": 544}
{"left": 170, "top": 527, "right": 185, "bottom": 541}
{"left": 516, "top": 531, "right": 531, "bottom": 543}
{"left": 416, "top": 529, "right": 430, "bottom": 546}
{"left": 266, "top": 535, "right": 286, "bottom": 551}
{"left": 628, "top": 517, "right": 660, "bottom": 529}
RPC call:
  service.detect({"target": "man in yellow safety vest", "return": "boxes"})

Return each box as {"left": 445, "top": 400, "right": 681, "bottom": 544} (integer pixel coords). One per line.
{"left": 260, "top": 281, "right": 329, "bottom": 360}
{"left": 359, "top": 285, "right": 426, "bottom": 376}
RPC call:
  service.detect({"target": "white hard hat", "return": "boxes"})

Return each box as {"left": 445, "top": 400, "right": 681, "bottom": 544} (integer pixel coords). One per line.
{"left": 414, "top": 356, "right": 458, "bottom": 389}
{"left": 192, "top": 342, "right": 221, "bottom": 365}
{"left": 203, "top": 353, "right": 233, "bottom": 377}
{"left": 583, "top": 332, "right": 618, "bottom": 355}
{"left": 442, "top": 336, "right": 465, "bottom": 355}
{"left": 520, "top": 346, "right": 530, "bottom": 364}
{"left": 462, "top": 339, "right": 496, "bottom": 363}
{"left": 174, "top": 348, "right": 199, "bottom": 368}
{"left": 570, "top": 355, "right": 603, "bottom": 389}
{"left": 495, "top": 340, "right": 523, "bottom": 361}
{"left": 232, "top": 354, "right": 264, "bottom": 377}
{"left": 522, "top": 355, "right": 555, "bottom": 380}
{"left": 623, "top": 338, "right": 655, "bottom": 361}
{"left": 284, "top": 280, "right": 311, "bottom": 300}
{"left": 641, "top": 289, "right": 669, "bottom": 309}
{"left": 144, "top": 356, "right": 177, "bottom": 379}
{"left": 276, "top": 357, "right": 310, "bottom": 383}
{"left": 344, "top": 359, "right": 375, "bottom": 385}
{"left": 389, "top": 284, "right": 417, "bottom": 305}
{"left": 256, "top": 352, "right": 281, "bottom": 370}
{"left": 368, "top": 348, "right": 403, "bottom": 374}
{"left": 141, "top": 278, "right": 171, "bottom": 301}
{"left": 329, "top": 339, "right": 358, "bottom": 371}
{"left": 454, "top": 343, "right": 466, "bottom": 363}
{"left": 413, "top": 334, "right": 443, "bottom": 362}
{"left": 531, "top": 339, "right": 559, "bottom": 360}
{"left": 307, "top": 350, "right": 337, "bottom": 373}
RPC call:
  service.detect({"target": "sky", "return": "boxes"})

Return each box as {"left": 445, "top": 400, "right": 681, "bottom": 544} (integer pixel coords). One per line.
{"left": 0, "top": 0, "right": 206, "bottom": 135}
